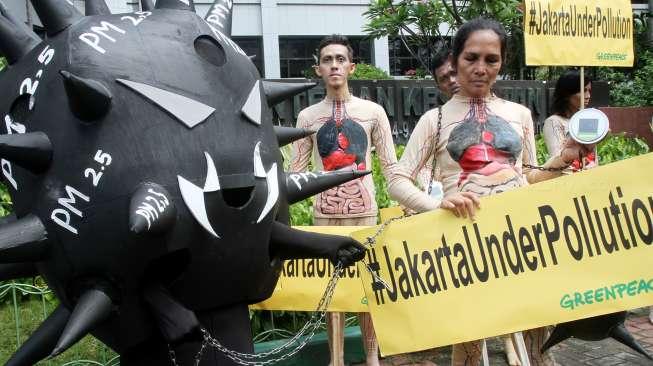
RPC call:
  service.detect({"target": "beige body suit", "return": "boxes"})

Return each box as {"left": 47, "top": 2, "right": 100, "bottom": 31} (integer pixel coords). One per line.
{"left": 388, "top": 94, "right": 568, "bottom": 366}
{"left": 291, "top": 94, "right": 397, "bottom": 365}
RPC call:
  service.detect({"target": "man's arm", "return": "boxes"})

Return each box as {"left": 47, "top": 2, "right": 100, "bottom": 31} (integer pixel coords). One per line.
{"left": 290, "top": 111, "right": 312, "bottom": 173}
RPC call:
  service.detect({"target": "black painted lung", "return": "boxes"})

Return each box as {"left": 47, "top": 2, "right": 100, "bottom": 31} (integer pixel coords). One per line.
{"left": 0, "top": 0, "right": 366, "bottom": 364}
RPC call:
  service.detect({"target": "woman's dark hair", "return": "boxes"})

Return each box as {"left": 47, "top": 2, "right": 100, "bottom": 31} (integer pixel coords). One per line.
{"left": 452, "top": 17, "right": 507, "bottom": 68}
{"left": 551, "top": 70, "right": 592, "bottom": 116}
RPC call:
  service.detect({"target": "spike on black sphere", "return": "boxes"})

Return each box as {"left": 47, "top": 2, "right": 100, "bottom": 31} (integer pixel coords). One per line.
{"left": 50, "top": 289, "right": 113, "bottom": 358}
{"left": 140, "top": 0, "right": 155, "bottom": 11}
{"left": 542, "top": 312, "right": 653, "bottom": 360}
{"left": 262, "top": 80, "right": 317, "bottom": 107}
{"left": 0, "top": 132, "right": 53, "bottom": 174}
{"left": 0, "top": 214, "right": 49, "bottom": 263}
{"left": 155, "top": 0, "right": 195, "bottom": 11}
{"left": 60, "top": 70, "right": 112, "bottom": 121}
{"left": 610, "top": 324, "right": 653, "bottom": 360}
{"left": 0, "top": 1, "right": 41, "bottom": 43}
{"left": 285, "top": 170, "right": 370, "bottom": 204}
{"left": 85, "top": 0, "right": 111, "bottom": 16}
{"left": 143, "top": 284, "right": 200, "bottom": 343}
{"left": 274, "top": 126, "right": 315, "bottom": 147}
{"left": 6, "top": 306, "right": 70, "bottom": 366}
{"left": 129, "top": 182, "right": 176, "bottom": 235}
{"left": 205, "top": 0, "right": 234, "bottom": 37}
{"left": 0, "top": 12, "right": 40, "bottom": 64}
{"left": 30, "top": 0, "right": 83, "bottom": 36}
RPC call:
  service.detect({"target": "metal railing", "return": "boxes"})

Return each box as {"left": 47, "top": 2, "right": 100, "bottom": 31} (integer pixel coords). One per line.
{"left": 0, "top": 281, "right": 119, "bottom": 365}
{"left": 0, "top": 281, "right": 345, "bottom": 365}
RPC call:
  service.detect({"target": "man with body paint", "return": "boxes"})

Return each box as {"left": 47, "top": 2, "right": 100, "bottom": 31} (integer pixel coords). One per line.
{"left": 290, "top": 34, "right": 397, "bottom": 366}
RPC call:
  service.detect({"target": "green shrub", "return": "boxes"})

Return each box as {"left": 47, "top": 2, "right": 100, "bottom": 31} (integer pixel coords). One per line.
{"left": 536, "top": 133, "right": 650, "bottom": 165}
{"left": 372, "top": 144, "right": 404, "bottom": 210}
{"left": 596, "top": 16, "right": 653, "bottom": 107}
{"left": 304, "top": 63, "right": 391, "bottom": 80}
{"left": 350, "top": 63, "right": 392, "bottom": 80}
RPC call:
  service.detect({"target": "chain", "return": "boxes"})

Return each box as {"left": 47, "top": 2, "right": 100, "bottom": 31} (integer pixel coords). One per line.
{"left": 167, "top": 213, "right": 411, "bottom": 365}
{"left": 427, "top": 107, "right": 443, "bottom": 195}
{"left": 168, "top": 344, "right": 179, "bottom": 366}
{"left": 522, "top": 163, "right": 570, "bottom": 172}
{"left": 168, "top": 263, "right": 343, "bottom": 365}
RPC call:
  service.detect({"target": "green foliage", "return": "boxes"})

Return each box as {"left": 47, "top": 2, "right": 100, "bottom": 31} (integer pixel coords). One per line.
{"left": 536, "top": 134, "right": 650, "bottom": 165}
{"left": 372, "top": 145, "right": 404, "bottom": 210}
{"left": 0, "top": 57, "right": 6, "bottom": 72}
{"left": 405, "top": 67, "right": 431, "bottom": 80}
{"left": 596, "top": 133, "right": 650, "bottom": 164}
{"left": 303, "top": 63, "right": 391, "bottom": 81}
{"left": 535, "top": 133, "right": 550, "bottom": 166}
{"left": 0, "top": 183, "right": 11, "bottom": 218}
{"left": 350, "top": 63, "right": 392, "bottom": 80}
{"left": 363, "top": 0, "right": 526, "bottom": 79}
{"left": 302, "top": 65, "right": 317, "bottom": 79}
{"left": 598, "top": 49, "right": 653, "bottom": 107}
{"left": 289, "top": 198, "right": 313, "bottom": 226}
{"left": 597, "top": 17, "right": 653, "bottom": 107}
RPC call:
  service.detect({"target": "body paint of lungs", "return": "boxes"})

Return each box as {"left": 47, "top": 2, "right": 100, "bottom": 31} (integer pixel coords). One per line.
{"left": 315, "top": 100, "right": 371, "bottom": 215}
{"left": 446, "top": 99, "right": 524, "bottom": 196}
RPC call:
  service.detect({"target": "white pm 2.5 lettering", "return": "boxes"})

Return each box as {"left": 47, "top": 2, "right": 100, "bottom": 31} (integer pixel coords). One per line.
{"left": 79, "top": 12, "right": 152, "bottom": 55}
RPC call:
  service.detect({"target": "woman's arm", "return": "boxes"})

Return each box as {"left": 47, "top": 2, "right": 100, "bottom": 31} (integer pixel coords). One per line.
{"left": 523, "top": 111, "right": 572, "bottom": 183}
{"left": 387, "top": 112, "right": 442, "bottom": 212}
{"left": 542, "top": 115, "right": 566, "bottom": 158}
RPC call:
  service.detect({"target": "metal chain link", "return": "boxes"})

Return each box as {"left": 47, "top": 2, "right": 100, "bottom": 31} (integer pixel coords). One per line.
{"left": 167, "top": 213, "right": 410, "bottom": 365}
{"left": 168, "top": 344, "right": 179, "bottom": 366}
{"left": 522, "top": 163, "right": 570, "bottom": 172}
{"left": 427, "top": 107, "right": 443, "bottom": 195}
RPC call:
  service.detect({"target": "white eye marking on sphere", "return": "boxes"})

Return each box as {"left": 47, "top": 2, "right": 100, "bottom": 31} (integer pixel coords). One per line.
{"left": 257, "top": 162, "right": 278, "bottom": 223}
{"left": 177, "top": 152, "right": 221, "bottom": 238}
{"left": 253, "top": 141, "right": 266, "bottom": 178}
{"left": 116, "top": 79, "right": 215, "bottom": 128}
{"left": 241, "top": 80, "right": 261, "bottom": 125}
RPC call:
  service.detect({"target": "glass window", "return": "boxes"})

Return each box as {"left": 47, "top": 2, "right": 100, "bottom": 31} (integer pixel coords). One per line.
{"left": 279, "top": 36, "right": 373, "bottom": 78}
{"left": 388, "top": 37, "right": 449, "bottom": 77}
{"left": 232, "top": 36, "right": 265, "bottom": 77}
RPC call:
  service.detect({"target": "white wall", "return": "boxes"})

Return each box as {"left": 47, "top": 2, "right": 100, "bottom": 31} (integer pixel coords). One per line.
{"left": 7, "top": 0, "right": 391, "bottom": 77}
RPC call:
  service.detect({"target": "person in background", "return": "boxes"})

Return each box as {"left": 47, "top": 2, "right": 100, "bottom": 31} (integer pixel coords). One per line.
{"left": 413, "top": 49, "right": 461, "bottom": 200}
{"left": 388, "top": 17, "right": 592, "bottom": 366}
{"left": 291, "top": 34, "right": 398, "bottom": 366}
{"left": 543, "top": 70, "right": 596, "bottom": 172}
{"left": 433, "top": 48, "right": 460, "bottom": 102}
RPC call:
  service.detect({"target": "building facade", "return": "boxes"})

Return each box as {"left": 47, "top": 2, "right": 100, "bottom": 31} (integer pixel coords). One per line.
{"left": 6, "top": 0, "right": 394, "bottom": 78}
{"left": 5, "top": 1, "right": 650, "bottom": 78}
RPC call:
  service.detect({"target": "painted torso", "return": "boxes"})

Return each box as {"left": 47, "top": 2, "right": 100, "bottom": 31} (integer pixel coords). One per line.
{"left": 390, "top": 94, "right": 545, "bottom": 212}
{"left": 292, "top": 95, "right": 397, "bottom": 219}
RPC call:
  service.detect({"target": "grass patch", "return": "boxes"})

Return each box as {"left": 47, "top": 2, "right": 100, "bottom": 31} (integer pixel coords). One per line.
{"left": 0, "top": 289, "right": 117, "bottom": 365}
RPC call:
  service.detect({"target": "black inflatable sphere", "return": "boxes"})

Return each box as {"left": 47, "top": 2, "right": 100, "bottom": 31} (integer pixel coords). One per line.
{"left": 0, "top": 0, "right": 367, "bottom": 364}
{"left": 542, "top": 311, "right": 653, "bottom": 360}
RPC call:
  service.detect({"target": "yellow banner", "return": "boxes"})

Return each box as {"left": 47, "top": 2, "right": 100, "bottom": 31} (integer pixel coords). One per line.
{"left": 524, "top": 0, "right": 634, "bottom": 66}
{"left": 252, "top": 226, "right": 368, "bottom": 312}
{"left": 353, "top": 153, "right": 653, "bottom": 356}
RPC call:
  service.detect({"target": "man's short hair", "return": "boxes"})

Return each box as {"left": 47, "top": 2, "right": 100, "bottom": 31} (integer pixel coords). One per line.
{"left": 317, "top": 34, "right": 354, "bottom": 62}
{"left": 431, "top": 47, "right": 451, "bottom": 72}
